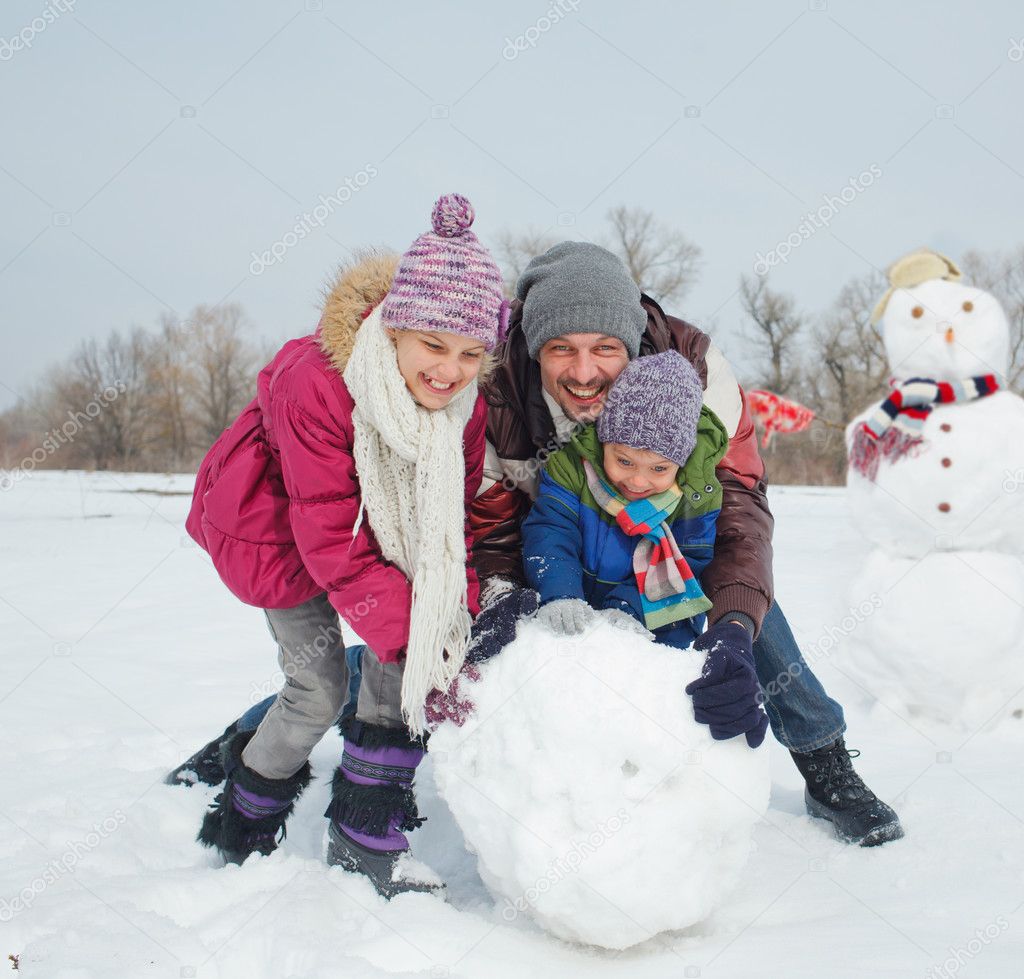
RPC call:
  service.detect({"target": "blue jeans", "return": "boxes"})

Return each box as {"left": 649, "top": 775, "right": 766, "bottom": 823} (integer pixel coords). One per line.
{"left": 752, "top": 601, "right": 846, "bottom": 753}
{"left": 239, "top": 643, "right": 365, "bottom": 734}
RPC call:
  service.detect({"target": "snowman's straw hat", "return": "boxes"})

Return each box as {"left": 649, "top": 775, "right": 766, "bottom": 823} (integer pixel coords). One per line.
{"left": 870, "top": 248, "right": 962, "bottom": 324}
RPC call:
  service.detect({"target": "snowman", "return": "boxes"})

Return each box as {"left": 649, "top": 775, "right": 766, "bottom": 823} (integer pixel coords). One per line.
{"left": 843, "top": 249, "right": 1024, "bottom": 726}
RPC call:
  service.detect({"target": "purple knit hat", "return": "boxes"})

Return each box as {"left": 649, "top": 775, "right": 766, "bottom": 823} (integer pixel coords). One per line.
{"left": 597, "top": 351, "right": 704, "bottom": 468}
{"left": 380, "top": 193, "right": 508, "bottom": 350}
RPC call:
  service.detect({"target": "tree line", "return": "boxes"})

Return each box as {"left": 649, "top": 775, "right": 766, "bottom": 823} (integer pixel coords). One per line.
{"left": 2, "top": 208, "right": 1022, "bottom": 483}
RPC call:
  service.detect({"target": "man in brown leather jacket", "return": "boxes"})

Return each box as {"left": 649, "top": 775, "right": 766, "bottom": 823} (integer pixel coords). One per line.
{"left": 468, "top": 242, "right": 903, "bottom": 848}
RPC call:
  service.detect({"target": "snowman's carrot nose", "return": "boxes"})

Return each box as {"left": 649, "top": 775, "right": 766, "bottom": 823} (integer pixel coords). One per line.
{"left": 944, "top": 326, "right": 955, "bottom": 344}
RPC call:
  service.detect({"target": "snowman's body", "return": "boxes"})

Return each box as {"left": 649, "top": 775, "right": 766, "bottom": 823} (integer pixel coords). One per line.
{"left": 848, "top": 393, "right": 1024, "bottom": 557}
{"left": 844, "top": 268, "right": 1024, "bottom": 726}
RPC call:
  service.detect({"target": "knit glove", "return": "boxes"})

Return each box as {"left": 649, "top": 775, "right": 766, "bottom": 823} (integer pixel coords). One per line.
{"left": 425, "top": 663, "right": 481, "bottom": 729}
{"left": 465, "top": 581, "right": 540, "bottom": 665}
{"left": 685, "top": 622, "right": 769, "bottom": 748}
{"left": 535, "top": 598, "right": 595, "bottom": 636}
{"left": 599, "top": 607, "right": 654, "bottom": 639}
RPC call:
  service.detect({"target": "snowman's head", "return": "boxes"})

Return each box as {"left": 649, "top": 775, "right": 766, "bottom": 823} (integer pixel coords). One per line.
{"left": 882, "top": 277, "right": 1009, "bottom": 382}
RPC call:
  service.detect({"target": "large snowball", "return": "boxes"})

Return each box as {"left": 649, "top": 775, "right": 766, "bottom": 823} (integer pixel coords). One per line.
{"left": 430, "top": 620, "right": 770, "bottom": 950}
{"left": 844, "top": 550, "right": 1024, "bottom": 727}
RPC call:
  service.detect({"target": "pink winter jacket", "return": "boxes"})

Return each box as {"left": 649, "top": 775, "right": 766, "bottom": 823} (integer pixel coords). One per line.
{"left": 186, "top": 255, "right": 485, "bottom": 663}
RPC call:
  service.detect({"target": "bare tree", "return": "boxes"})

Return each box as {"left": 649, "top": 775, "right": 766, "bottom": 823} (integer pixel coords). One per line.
{"left": 143, "top": 313, "right": 194, "bottom": 469}
{"left": 492, "top": 227, "right": 559, "bottom": 297}
{"left": 807, "top": 270, "right": 889, "bottom": 419}
{"left": 738, "top": 275, "right": 804, "bottom": 396}
{"left": 187, "top": 304, "right": 260, "bottom": 448}
{"left": 59, "top": 329, "right": 149, "bottom": 468}
{"left": 604, "top": 205, "right": 701, "bottom": 306}
{"left": 961, "top": 247, "right": 1024, "bottom": 389}
{"left": 491, "top": 206, "right": 701, "bottom": 307}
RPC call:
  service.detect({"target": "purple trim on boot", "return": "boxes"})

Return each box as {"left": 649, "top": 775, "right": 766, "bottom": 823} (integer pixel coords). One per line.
{"left": 338, "top": 819, "right": 409, "bottom": 853}
{"left": 341, "top": 742, "right": 424, "bottom": 786}
{"left": 231, "top": 783, "right": 292, "bottom": 820}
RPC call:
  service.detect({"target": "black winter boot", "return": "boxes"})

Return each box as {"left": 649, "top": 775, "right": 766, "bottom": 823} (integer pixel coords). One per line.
{"left": 325, "top": 719, "right": 439, "bottom": 899}
{"left": 198, "top": 730, "right": 311, "bottom": 864}
{"left": 165, "top": 721, "right": 239, "bottom": 787}
{"left": 791, "top": 738, "right": 904, "bottom": 847}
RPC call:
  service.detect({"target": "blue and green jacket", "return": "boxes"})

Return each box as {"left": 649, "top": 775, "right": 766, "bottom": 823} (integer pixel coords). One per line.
{"left": 521, "top": 410, "right": 729, "bottom": 650}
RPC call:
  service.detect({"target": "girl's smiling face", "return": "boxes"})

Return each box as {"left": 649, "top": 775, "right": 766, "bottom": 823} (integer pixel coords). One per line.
{"left": 387, "top": 328, "right": 486, "bottom": 409}
{"left": 602, "top": 442, "right": 680, "bottom": 500}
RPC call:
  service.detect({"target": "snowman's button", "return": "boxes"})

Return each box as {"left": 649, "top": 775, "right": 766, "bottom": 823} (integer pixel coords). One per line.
{"left": 938, "top": 502, "right": 951, "bottom": 513}
{"left": 941, "top": 457, "right": 952, "bottom": 468}
{"left": 940, "top": 423, "right": 952, "bottom": 432}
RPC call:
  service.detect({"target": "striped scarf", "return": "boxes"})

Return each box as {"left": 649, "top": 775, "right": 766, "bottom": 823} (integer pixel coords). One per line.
{"left": 850, "top": 374, "right": 1002, "bottom": 480}
{"left": 583, "top": 460, "right": 711, "bottom": 630}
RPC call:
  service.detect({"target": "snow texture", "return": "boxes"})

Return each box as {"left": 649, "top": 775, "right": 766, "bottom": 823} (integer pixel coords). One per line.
{"left": 430, "top": 620, "right": 770, "bottom": 949}
{"left": 3, "top": 473, "right": 1024, "bottom": 977}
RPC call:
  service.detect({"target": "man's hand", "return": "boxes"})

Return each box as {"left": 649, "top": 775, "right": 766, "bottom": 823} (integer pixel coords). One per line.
{"left": 535, "top": 598, "right": 595, "bottom": 636}
{"left": 465, "top": 580, "right": 539, "bottom": 664}
{"left": 685, "top": 622, "right": 768, "bottom": 748}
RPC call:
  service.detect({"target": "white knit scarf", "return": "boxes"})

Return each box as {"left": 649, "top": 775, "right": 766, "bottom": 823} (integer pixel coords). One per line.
{"left": 343, "top": 305, "right": 475, "bottom": 736}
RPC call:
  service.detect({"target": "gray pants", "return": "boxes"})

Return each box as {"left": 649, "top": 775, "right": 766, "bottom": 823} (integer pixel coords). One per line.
{"left": 242, "top": 593, "right": 406, "bottom": 779}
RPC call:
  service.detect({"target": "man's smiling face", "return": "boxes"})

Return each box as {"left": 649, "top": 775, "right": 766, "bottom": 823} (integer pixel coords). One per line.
{"left": 537, "top": 332, "right": 630, "bottom": 423}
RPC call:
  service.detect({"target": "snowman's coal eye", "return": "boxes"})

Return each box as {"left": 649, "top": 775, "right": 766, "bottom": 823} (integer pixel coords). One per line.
{"left": 962, "top": 301, "right": 974, "bottom": 313}
{"left": 911, "top": 306, "right": 924, "bottom": 319}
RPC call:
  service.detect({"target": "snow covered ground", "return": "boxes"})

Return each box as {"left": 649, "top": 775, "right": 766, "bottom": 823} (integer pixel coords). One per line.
{"left": 1, "top": 470, "right": 1022, "bottom": 978}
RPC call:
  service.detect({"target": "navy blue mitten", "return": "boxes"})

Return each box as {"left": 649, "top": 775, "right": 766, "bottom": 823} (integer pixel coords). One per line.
{"left": 466, "top": 584, "right": 539, "bottom": 664}
{"left": 685, "top": 622, "right": 769, "bottom": 748}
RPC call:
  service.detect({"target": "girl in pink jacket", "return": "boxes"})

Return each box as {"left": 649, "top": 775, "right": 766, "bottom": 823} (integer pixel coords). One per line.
{"left": 178, "top": 195, "right": 506, "bottom": 896}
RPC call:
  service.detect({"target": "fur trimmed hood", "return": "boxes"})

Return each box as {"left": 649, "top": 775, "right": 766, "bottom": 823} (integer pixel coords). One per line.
{"left": 317, "top": 252, "right": 400, "bottom": 375}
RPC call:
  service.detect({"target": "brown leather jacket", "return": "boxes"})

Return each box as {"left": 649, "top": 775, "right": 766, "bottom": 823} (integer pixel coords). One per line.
{"left": 470, "top": 294, "right": 775, "bottom": 633}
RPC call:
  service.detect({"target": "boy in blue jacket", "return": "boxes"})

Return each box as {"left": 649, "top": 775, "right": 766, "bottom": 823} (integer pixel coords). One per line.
{"left": 521, "top": 350, "right": 767, "bottom": 745}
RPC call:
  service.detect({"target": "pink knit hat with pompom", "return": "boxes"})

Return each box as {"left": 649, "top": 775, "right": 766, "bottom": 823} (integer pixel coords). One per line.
{"left": 381, "top": 193, "right": 508, "bottom": 350}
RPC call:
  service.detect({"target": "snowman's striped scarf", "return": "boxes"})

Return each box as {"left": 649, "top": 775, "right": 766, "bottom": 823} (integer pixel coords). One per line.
{"left": 850, "top": 373, "right": 1002, "bottom": 480}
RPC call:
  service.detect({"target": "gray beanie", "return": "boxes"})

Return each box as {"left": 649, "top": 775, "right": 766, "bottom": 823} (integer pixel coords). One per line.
{"left": 515, "top": 242, "right": 648, "bottom": 358}
{"left": 597, "top": 351, "right": 703, "bottom": 467}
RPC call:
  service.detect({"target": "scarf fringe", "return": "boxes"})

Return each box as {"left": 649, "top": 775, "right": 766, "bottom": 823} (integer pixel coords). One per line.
{"left": 343, "top": 306, "right": 475, "bottom": 738}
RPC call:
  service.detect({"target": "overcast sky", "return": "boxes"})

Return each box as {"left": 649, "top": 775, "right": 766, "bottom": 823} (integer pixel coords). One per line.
{"left": 2, "top": 0, "right": 1022, "bottom": 409}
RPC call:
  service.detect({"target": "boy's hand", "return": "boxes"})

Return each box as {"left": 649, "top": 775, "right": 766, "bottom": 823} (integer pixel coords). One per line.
{"left": 536, "top": 598, "right": 595, "bottom": 636}
{"left": 600, "top": 607, "right": 654, "bottom": 638}
{"left": 686, "top": 622, "right": 769, "bottom": 748}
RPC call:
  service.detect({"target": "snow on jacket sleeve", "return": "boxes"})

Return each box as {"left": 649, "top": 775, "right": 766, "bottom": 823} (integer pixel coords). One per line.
{"left": 521, "top": 457, "right": 586, "bottom": 606}
{"left": 270, "top": 382, "right": 413, "bottom": 662}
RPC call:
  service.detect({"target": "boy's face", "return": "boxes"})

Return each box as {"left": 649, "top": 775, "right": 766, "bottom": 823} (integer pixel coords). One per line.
{"left": 602, "top": 442, "right": 680, "bottom": 501}
{"left": 537, "top": 333, "right": 630, "bottom": 423}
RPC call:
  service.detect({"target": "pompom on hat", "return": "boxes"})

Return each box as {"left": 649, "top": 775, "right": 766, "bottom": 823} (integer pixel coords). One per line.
{"left": 870, "top": 248, "right": 962, "bottom": 324}
{"left": 380, "top": 193, "right": 509, "bottom": 350}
